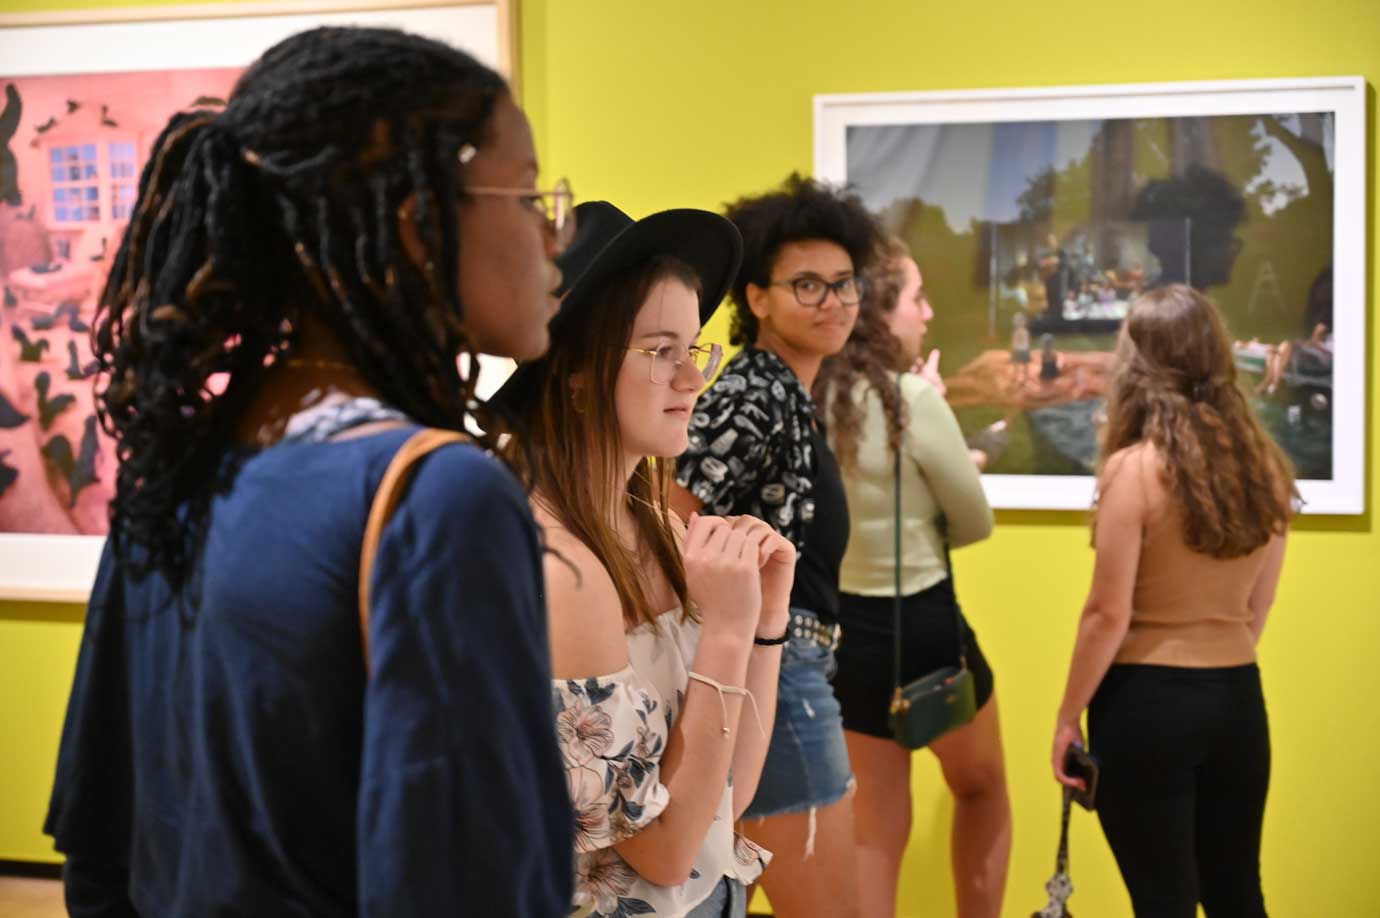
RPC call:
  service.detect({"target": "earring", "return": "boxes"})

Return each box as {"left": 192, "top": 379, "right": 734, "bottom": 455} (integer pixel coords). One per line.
{"left": 458, "top": 143, "right": 478, "bottom": 164}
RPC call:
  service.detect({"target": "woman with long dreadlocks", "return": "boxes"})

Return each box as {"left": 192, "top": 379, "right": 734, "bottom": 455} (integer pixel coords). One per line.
{"left": 44, "top": 27, "right": 575, "bottom": 917}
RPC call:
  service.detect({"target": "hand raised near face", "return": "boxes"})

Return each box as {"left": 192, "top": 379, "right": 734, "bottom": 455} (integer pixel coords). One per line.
{"left": 722, "top": 515, "right": 795, "bottom": 637}
{"left": 911, "top": 349, "right": 945, "bottom": 397}
{"left": 683, "top": 512, "right": 763, "bottom": 640}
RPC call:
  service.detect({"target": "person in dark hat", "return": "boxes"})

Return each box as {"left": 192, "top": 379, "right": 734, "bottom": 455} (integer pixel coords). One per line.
{"left": 495, "top": 201, "right": 795, "bottom": 917}
{"left": 670, "top": 173, "right": 884, "bottom": 918}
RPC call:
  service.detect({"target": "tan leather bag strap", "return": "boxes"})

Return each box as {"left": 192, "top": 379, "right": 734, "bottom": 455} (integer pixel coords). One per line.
{"left": 358, "top": 428, "right": 470, "bottom": 673}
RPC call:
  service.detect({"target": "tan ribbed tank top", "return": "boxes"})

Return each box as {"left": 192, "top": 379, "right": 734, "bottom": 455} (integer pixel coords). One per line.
{"left": 1116, "top": 460, "right": 1270, "bottom": 668}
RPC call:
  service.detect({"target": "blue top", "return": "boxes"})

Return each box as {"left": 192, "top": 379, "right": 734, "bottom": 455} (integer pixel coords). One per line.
{"left": 45, "top": 427, "right": 574, "bottom": 917}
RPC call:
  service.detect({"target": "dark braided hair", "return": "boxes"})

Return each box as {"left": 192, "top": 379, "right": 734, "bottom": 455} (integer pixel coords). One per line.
{"left": 94, "top": 27, "right": 510, "bottom": 590}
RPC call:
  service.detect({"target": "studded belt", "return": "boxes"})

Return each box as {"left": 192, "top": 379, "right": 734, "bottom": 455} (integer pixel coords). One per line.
{"left": 790, "top": 611, "right": 841, "bottom": 652}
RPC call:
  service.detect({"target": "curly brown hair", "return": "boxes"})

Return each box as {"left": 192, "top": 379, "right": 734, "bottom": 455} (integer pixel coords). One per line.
{"left": 1098, "top": 285, "right": 1296, "bottom": 558}
{"left": 814, "top": 236, "right": 908, "bottom": 470}
{"left": 724, "top": 172, "right": 884, "bottom": 347}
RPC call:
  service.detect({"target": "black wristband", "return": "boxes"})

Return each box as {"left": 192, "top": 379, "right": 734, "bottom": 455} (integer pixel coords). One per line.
{"left": 753, "top": 629, "right": 788, "bottom": 646}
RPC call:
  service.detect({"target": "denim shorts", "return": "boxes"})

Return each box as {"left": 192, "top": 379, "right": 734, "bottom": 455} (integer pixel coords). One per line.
{"left": 741, "top": 607, "right": 854, "bottom": 820}
{"left": 684, "top": 876, "right": 747, "bottom": 918}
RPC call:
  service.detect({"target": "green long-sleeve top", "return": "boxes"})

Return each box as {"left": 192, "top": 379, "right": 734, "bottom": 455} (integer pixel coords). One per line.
{"left": 830, "top": 372, "right": 994, "bottom": 596}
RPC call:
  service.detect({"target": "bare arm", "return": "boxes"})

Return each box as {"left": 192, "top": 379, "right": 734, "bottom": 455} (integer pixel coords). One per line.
{"left": 726, "top": 521, "right": 793, "bottom": 817}
{"left": 1246, "top": 533, "right": 1288, "bottom": 644}
{"left": 1051, "top": 447, "right": 1147, "bottom": 788}
{"left": 543, "top": 507, "right": 763, "bottom": 887}
{"left": 614, "top": 515, "right": 766, "bottom": 885}
{"left": 615, "top": 630, "right": 752, "bottom": 886}
{"left": 730, "top": 641, "right": 781, "bottom": 818}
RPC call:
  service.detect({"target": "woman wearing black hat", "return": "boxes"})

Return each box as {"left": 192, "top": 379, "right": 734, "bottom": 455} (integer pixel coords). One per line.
{"left": 671, "top": 174, "right": 884, "bottom": 918}
{"left": 496, "top": 201, "right": 795, "bottom": 917}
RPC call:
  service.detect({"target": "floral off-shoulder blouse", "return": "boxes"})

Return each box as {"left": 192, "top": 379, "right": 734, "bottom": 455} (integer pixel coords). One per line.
{"left": 554, "top": 609, "right": 771, "bottom": 917}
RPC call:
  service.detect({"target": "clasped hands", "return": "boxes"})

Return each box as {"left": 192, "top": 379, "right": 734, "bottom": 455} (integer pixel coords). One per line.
{"left": 683, "top": 511, "right": 795, "bottom": 641}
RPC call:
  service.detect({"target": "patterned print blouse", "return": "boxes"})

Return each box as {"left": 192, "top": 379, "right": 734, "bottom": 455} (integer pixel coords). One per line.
{"left": 675, "top": 347, "right": 819, "bottom": 552}
{"left": 555, "top": 610, "right": 770, "bottom": 917}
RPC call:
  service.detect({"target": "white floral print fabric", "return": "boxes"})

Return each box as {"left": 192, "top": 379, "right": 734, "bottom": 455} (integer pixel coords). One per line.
{"left": 554, "top": 611, "right": 771, "bottom": 918}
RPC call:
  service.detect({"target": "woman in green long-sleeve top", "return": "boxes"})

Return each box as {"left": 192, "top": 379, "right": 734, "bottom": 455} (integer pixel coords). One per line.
{"left": 816, "top": 237, "right": 1010, "bottom": 918}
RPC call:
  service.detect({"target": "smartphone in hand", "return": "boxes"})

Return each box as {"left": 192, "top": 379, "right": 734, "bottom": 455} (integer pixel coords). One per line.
{"left": 1064, "top": 743, "right": 1100, "bottom": 811}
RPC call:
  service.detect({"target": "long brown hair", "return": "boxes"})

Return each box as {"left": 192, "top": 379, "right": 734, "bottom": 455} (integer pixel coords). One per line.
{"left": 509, "top": 256, "right": 699, "bottom": 627}
{"left": 1099, "top": 284, "right": 1295, "bottom": 558}
{"left": 814, "top": 236, "right": 907, "bottom": 470}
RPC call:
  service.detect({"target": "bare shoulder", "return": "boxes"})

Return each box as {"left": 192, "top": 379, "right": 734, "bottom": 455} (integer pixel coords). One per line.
{"left": 531, "top": 495, "right": 629, "bottom": 680}
{"left": 1102, "top": 441, "right": 1161, "bottom": 483}
{"left": 1099, "top": 442, "right": 1160, "bottom": 514}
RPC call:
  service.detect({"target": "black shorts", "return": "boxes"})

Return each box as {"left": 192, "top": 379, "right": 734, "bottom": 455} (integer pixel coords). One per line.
{"left": 833, "top": 577, "right": 995, "bottom": 739}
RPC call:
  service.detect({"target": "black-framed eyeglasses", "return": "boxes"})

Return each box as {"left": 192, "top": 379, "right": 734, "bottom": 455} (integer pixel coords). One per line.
{"left": 464, "top": 177, "right": 576, "bottom": 251}
{"left": 626, "top": 338, "right": 724, "bottom": 385}
{"left": 769, "top": 273, "right": 867, "bottom": 308}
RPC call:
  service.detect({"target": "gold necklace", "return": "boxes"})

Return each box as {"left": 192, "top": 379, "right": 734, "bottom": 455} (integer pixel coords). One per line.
{"left": 281, "top": 358, "right": 360, "bottom": 374}
{"left": 626, "top": 491, "right": 663, "bottom": 514}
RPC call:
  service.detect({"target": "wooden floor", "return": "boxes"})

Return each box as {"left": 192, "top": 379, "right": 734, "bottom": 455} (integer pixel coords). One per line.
{"left": 0, "top": 875, "right": 773, "bottom": 916}
{"left": 0, "top": 877, "right": 64, "bottom": 918}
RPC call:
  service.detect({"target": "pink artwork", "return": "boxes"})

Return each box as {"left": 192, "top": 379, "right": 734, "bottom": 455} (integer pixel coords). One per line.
{"left": 0, "top": 67, "right": 242, "bottom": 535}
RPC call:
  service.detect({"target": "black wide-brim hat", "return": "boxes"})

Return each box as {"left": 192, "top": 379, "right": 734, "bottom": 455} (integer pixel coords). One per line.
{"left": 490, "top": 200, "right": 742, "bottom": 413}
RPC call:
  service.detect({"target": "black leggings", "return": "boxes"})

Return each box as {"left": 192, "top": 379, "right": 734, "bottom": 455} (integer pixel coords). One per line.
{"left": 1089, "top": 663, "right": 1270, "bottom": 918}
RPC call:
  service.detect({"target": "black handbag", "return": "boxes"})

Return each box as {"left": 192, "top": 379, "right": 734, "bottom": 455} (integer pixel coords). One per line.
{"left": 887, "top": 379, "right": 978, "bottom": 750}
{"left": 1032, "top": 787, "right": 1076, "bottom": 917}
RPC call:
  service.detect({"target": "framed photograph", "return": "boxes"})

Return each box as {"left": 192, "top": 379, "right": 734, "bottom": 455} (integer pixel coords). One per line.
{"left": 0, "top": 0, "right": 514, "bottom": 601}
{"left": 816, "top": 77, "right": 1367, "bottom": 514}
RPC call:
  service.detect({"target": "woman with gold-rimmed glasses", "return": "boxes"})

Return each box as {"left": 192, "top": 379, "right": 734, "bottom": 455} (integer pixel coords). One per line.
{"left": 461, "top": 174, "right": 577, "bottom": 400}
{"left": 467, "top": 174, "right": 578, "bottom": 253}
{"left": 46, "top": 26, "right": 575, "bottom": 918}
{"left": 626, "top": 338, "right": 724, "bottom": 384}
{"left": 495, "top": 200, "right": 794, "bottom": 918}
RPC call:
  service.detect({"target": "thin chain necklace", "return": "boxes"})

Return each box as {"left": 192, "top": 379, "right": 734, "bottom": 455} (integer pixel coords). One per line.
{"left": 281, "top": 357, "right": 360, "bottom": 374}
{"left": 626, "top": 491, "right": 671, "bottom": 517}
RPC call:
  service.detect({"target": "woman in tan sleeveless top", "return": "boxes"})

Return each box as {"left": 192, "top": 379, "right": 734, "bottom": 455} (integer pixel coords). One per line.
{"left": 1051, "top": 285, "right": 1294, "bottom": 918}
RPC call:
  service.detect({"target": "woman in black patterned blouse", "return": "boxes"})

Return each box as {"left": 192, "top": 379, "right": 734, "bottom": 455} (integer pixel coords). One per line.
{"left": 672, "top": 173, "right": 882, "bottom": 918}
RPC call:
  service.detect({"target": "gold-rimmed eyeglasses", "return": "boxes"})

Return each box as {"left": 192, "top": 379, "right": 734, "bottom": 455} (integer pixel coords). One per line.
{"left": 465, "top": 177, "right": 576, "bottom": 251}
{"left": 626, "top": 338, "right": 724, "bottom": 385}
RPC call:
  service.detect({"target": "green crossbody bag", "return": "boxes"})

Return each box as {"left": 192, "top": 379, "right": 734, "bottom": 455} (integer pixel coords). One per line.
{"left": 887, "top": 380, "right": 978, "bottom": 749}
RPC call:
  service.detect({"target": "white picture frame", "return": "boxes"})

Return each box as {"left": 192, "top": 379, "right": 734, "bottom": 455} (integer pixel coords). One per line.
{"left": 0, "top": 0, "right": 515, "bottom": 601}
{"left": 816, "top": 77, "right": 1367, "bottom": 514}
